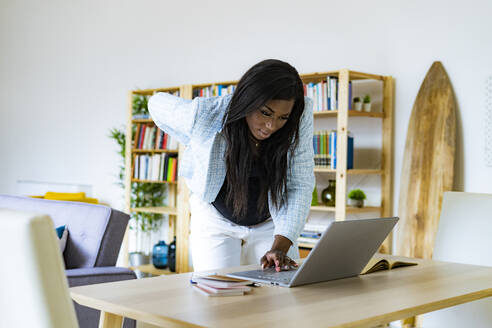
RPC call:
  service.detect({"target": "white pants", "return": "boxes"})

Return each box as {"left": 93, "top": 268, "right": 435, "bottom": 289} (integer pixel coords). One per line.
{"left": 189, "top": 194, "right": 299, "bottom": 272}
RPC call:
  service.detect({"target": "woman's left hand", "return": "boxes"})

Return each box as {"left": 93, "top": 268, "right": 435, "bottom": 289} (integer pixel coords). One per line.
{"left": 260, "top": 235, "right": 298, "bottom": 272}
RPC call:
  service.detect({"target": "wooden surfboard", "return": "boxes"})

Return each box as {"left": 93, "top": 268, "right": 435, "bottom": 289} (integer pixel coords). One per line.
{"left": 396, "top": 61, "right": 456, "bottom": 260}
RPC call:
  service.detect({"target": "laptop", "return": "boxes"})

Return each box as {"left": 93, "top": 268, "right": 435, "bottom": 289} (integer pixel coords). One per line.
{"left": 226, "top": 217, "right": 398, "bottom": 287}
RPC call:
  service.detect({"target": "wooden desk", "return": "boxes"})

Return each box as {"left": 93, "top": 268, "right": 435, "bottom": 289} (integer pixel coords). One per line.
{"left": 71, "top": 255, "right": 492, "bottom": 328}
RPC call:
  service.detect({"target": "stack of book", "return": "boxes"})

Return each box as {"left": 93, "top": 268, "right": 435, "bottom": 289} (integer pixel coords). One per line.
{"left": 191, "top": 274, "right": 252, "bottom": 297}
{"left": 298, "top": 223, "right": 327, "bottom": 247}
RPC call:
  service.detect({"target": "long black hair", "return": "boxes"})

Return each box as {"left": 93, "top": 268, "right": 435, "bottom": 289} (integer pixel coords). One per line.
{"left": 222, "top": 59, "right": 305, "bottom": 219}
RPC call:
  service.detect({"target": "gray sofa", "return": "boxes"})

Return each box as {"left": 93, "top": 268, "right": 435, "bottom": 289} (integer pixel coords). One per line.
{"left": 0, "top": 194, "right": 136, "bottom": 328}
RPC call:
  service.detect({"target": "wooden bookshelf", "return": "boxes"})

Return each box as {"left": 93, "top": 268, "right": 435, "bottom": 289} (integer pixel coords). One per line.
{"left": 121, "top": 69, "right": 394, "bottom": 271}
{"left": 121, "top": 86, "right": 184, "bottom": 272}
{"left": 304, "top": 69, "right": 394, "bottom": 254}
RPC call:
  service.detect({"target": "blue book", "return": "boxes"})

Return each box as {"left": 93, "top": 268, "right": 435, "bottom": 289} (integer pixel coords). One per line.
{"left": 329, "top": 131, "right": 354, "bottom": 169}
{"left": 347, "top": 135, "right": 354, "bottom": 169}
{"left": 348, "top": 81, "right": 353, "bottom": 110}
{"left": 330, "top": 131, "right": 336, "bottom": 169}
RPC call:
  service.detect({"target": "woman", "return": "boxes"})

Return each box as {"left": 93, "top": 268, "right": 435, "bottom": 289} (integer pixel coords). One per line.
{"left": 148, "top": 59, "right": 314, "bottom": 272}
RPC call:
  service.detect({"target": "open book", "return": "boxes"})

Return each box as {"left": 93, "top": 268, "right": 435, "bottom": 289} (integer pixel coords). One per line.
{"left": 361, "top": 255, "right": 417, "bottom": 275}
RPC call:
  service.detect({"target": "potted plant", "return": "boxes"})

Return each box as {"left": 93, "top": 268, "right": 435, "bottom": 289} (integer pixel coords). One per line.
{"left": 353, "top": 97, "right": 362, "bottom": 111}
{"left": 348, "top": 189, "right": 366, "bottom": 208}
{"left": 132, "top": 95, "right": 149, "bottom": 119}
{"left": 363, "top": 95, "right": 371, "bottom": 112}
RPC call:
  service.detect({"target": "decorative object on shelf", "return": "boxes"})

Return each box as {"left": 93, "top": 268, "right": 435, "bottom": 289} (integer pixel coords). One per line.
{"left": 168, "top": 236, "right": 176, "bottom": 272}
{"left": 353, "top": 97, "right": 362, "bottom": 111}
{"left": 109, "top": 126, "right": 167, "bottom": 256}
{"left": 348, "top": 189, "right": 367, "bottom": 208}
{"left": 363, "top": 94, "right": 372, "bottom": 112}
{"left": 152, "top": 240, "right": 168, "bottom": 269}
{"left": 321, "top": 180, "right": 336, "bottom": 206}
{"left": 311, "top": 186, "right": 319, "bottom": 206}
{"left": 132, "top": 95, "right": 149, "bottom": 119}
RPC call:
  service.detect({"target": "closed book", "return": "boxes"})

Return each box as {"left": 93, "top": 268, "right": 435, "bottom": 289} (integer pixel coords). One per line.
{"left": 192, "top": 285, "right": 244, "bottom": 297}
{"left": 297, "top": 236, "right": 320, "bottom": 244}
{"left": 152, "top": 154, "right": 161, "bottom": 181}
{"left": 193, "top": 275, "right": 252, "bottom": 288}
{"left": 197, "top": 283, "right": 251, "bottom": 294}
{"left": 138, "top": 125, "right": 146, "bottom": 149}
{"left": 347, "top": 134, "right": 354, "bottom": 169}
{"left": 159, "top": 153, "right": 166, "bottom": 181}
{"left": 162, "top": 133, "right": 168, "bottom": 149}
{"left": 133, "top": 124, "right": 141, "bottom": 149}
{"left": 171, "top": 157, "right": 178, "bottom": 181}
{"left": 134, "top": 155, "right": 139, "bottom": 179}
{"left": 162, "top": 154, "right": 169, "bottom": 181}
{"left": 167, "top": 158, "right": 173, "bottom": 181}
{"left": 300, "top": 231, "right": 322, "bottom": 238}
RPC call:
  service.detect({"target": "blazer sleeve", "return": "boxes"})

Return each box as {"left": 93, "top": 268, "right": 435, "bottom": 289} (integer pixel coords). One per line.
{"left": 148, "top": 92, "right": 199, "bottom": 146}
{"left": 270, "top": 97, "right": 315, "bottom": 244}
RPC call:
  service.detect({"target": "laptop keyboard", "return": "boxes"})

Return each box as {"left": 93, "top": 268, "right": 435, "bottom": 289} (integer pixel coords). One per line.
{"left": 232, "top": 268, "right": 298, "bottom": 284}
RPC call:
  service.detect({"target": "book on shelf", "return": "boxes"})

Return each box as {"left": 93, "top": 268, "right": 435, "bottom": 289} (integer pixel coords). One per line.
{"left": 304, "top": 222, "right": 329, "bottom": 233}
{"left": 300, "top": 230, "right": 322, "bottom": 239}
{"left": 313, "top": 130, "right": 331, "bottom": 167}
{"left": 297, "top": 236, "right": 320, "bottom": 245}
{"left": 133, "top": 154, "right": 178, "bottom": 182}
{"left": 134, "top": 124, "right": 178, "bottom": 150}
{"left": 303, "top": 77, "right": 352, "bottom": 111}
{"left": 193, "top": 84, "right": 236, "bottom": 98}
{"left": 132, "top": 113, "right": 150, "bottom": 120}
{"left": 361, "top": 255, "right": 417, "bottom": 275}
{"left": 329, "top": 130, "right": 354, "bottom": 169}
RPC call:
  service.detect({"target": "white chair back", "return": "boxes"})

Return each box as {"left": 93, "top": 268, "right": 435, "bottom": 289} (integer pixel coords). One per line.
{"left": 422, "top": 191, "right": 492, "bottom": 328}
{"left": 0, "top": 209, "right": 79, "bottom": 328}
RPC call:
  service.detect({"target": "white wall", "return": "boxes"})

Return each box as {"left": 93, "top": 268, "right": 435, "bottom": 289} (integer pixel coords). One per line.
{"left": 1, "top": 0, "right": 491, "bottom": 213}
{"left": 385, "top": 0, "right": 492, "bottom": 208}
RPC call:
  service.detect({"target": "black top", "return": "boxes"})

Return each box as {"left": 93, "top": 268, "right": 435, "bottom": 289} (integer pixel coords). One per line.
{"left": 212, "top": 159, "right": 270, "bottom": 226}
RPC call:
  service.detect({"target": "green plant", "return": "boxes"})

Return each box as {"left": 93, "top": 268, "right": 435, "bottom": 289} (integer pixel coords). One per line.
{"left": 348, "top": 189, "right": 366, "bottom": 200}
{"left": 353, "top": 97, "right": 361, "bottom": 103}
{"left": 363, "top": 95, "right": 371, "bottom": 104}
{"left": 132, "top": 95, "right": 149, "bottom": 116}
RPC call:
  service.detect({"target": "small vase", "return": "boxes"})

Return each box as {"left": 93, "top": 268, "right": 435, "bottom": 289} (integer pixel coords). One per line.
{"left": 363, "top": 103, "right": 372, "bottom": 112}
{"left": 354, "top": 102, "right": 362, "bottom": 111}
{"left": 321, "top": 180, "right": 336, "bottom": 207}
{"left": 348, "top": 198, "right": 364, "bottom": 208}
{"left": 152, "top": 240, "right": 168, "bottom": 269}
